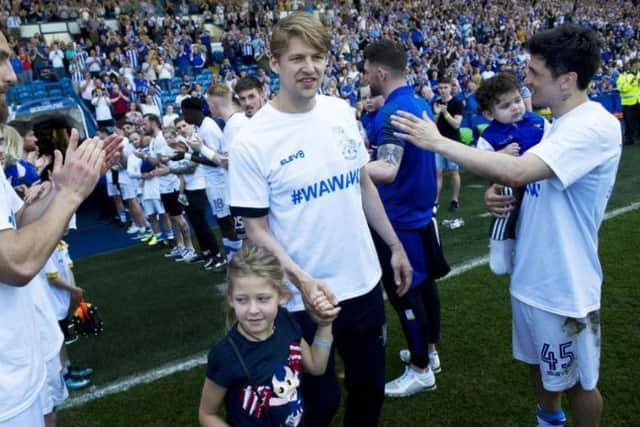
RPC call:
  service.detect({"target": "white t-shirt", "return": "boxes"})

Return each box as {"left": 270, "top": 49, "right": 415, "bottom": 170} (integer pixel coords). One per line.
{"left": 118, "top": 138, "right": 134, "bottom": 186}
{"left": 49, "top": 49, "right": 65, "bottom": 68}
{"left": 511, "top": 101, "right": 622, "bottom": 318}
{"left": 92, "top": 96, "right": 112, "bottom": 121}
{"left": 175, "top": 94, "right": 190, "bottom": 107}
{"left": 169, "top": 158, "right": 206, "bottom": 191}
{"left": 197, "top": 116, "right": 226, "bottom": 185}
{"left": 80, "top": 79, "right": 95, "bottom": 101}
{"left": 229, "top": 95, "right": 381, "bottom": 312}
{"left": 45, "top": 243, "right": 73, "bottom": 320}
{"left": 162, "top": 113, "right": 179, "bottom": 129}
{"left": 30, "top": 268, "right": 64, "bottom": 361}
{"left": 150, "top": 133, "right": 180, "bottom": 194}
{"left": 157, "top": 63, "right": 174, "bottom": 80}
{"left": 0, "top": 172, "right": 45, "bottom": 422}
{"left": 126, "top": 151, "right": 142, "bottom": 193}
{"left": 140, "top": 103, "right": 161, "bottom": 119}
{"left": 131, "top": 148, "right": 161, "bottom": 201}
{"left": 222, "top": 112, "right": 250, "bottom": 154}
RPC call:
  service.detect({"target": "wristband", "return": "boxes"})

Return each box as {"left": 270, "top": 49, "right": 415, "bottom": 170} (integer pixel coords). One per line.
{"left": 312, "top": 337, "right": 333, "bottom": 350}
{"left": 200, "top": 145, "right": 215, "bottom": 161}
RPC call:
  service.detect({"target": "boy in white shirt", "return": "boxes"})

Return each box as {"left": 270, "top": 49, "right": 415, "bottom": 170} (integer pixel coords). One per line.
{"left": 45, "top": 239, "right": 94, "bottom": 391}
{"left": 128, "top": 132, "right": 168, "bottom": 245}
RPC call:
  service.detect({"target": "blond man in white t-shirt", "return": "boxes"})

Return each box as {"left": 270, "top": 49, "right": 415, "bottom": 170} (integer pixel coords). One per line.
{"left": 391, "top": 24, "right": 621, "bottom": 427}
{"left": 220, "top": 13, "right": 412, "bottom": 427}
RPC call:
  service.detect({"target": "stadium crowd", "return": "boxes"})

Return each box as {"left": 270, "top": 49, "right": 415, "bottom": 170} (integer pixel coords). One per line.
{"left": 3, "top": 0, "right": 639, "bottom": 107}
{"left": 0, "top": 0, "right": 639, "bottom": 426}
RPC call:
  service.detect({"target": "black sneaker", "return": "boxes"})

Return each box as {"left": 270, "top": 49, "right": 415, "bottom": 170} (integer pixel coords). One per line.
{"left": 448, "top": 200, "right": 459, "bottom": 212}
{"left": 203, "top": 257, "right": 215, "bottom": 270}
{"left": 212, "top": 257, "right": 228, "bottom": 273}
{"left": 188, "top": 254, "right": 208, "bottom": 264}
{"left": 204, "top": 256, "right": 228, "bottom": 272}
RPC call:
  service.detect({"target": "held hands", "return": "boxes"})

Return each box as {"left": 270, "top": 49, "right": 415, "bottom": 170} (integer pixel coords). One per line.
{"left": 300, "top": 277, "right": 340, "bottom": 325}
{"left": 485, "top": 184, "right": 515, "bottom": 218}
{"left": 391, "top": 111, "right": 443, "bottom": 151}
{"left": 307, "top": 292, "right": 341, "bottom": 326}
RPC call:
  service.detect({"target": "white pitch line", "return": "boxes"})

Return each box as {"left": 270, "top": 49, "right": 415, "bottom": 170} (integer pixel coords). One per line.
{"left": 604, "top": 201, "right": 640, "bottom": 220}
{"left": 451, "top": 201, "right": 640, "bottom": 279}
{"left": 60, "top": 352, "right": 207, "bottom": 409}
{"left": 61, "top": 200, "right": 640, "bottom": 410}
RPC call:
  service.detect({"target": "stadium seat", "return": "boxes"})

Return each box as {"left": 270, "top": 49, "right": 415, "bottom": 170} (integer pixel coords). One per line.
{"left": 459, "top": 127, "right": 474, "bottom": 145}
{"left": 18, "top": 92, "right": 33, "bottom": 104}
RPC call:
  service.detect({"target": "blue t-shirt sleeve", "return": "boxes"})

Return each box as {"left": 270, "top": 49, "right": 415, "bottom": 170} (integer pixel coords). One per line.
{"left": 206, "top": 338, "right": 235, "bottom": 388}
{"left": 278, "top": 306, "right": 302, "bottom": 339}
{"left": 379, "top": 108, "right": 406, "bottom": 147}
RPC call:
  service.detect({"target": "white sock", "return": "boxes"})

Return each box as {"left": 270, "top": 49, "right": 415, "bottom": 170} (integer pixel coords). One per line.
{"left": 223, "top": 238, "right": 242, "bottom": 261}
{"left": 489, "top": 239, "right": 515, "bottom": 275}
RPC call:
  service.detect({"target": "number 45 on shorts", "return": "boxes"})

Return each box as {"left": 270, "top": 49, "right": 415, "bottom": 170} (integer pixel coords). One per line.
{"left": 541, "top": 342, "right": 575, "bottom": 373}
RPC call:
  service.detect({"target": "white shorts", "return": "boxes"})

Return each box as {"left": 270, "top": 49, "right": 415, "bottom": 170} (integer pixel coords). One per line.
{"left": 39, "top": 357, "right": 68, "bottom": 415}
{"left": 435, "top": 153, "right": 460, "bottom": 171}
{"left": 106, "top": 182, "right": 120, "bottom": 197}
{"left": 0, "top": 398, "right": 44, "bottom": 427}
{"left": 143, "top": 199, "right": 165, "bottom": 217}
{"left": 119, "top": 183, "right": 138, "bottom": 201}
{"left": 511, "top": 296, "right": 601, "bottom": 392}
{"left": 205, "top": 184, "right": 230, "bottom": 218}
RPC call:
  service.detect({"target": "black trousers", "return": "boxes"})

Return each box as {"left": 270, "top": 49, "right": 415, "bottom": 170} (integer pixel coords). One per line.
{"left": 622, "top": 104, "right": 640, "bottom": 144}
{"left": 372, "top": 226, "right": 442, "bottom": 369}
{"left": 294, "top": 285, "right": 386, "bottom": 427}
{"left": 185, "top": 188, "right": 219, "bottom": 255}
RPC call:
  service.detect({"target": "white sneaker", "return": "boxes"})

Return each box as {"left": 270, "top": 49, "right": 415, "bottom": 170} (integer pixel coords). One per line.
{"left": 164, "top": 246, "right": 183, "bottom": 258}
{"left": 126, "top": 225, "right": 142, "bottom": 234}
{"left": 399, "top": 349, "right": 442, "bottom": 374}
{"left": 177, "top": 248, "right": 198, "bottom": 263}
{"left": 384, "top": 366, "right": 436, "bottom": 397}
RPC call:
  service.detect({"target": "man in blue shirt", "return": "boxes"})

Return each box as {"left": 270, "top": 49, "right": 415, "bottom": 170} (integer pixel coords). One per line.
{"left": 364, "top": 39, "right": 448, "bottom": 398}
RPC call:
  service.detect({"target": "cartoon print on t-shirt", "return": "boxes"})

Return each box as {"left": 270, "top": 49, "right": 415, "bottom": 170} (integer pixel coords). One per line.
{"left": 238, "top": 341, "right": 304, "bottom": 426}
{"left": 269, "top": 365, "right": 302, "bottom": 426}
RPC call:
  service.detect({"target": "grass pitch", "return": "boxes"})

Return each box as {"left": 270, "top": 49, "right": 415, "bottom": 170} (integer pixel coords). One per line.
{"left": 59, "top": 145, "right": 640, "bottom": 426}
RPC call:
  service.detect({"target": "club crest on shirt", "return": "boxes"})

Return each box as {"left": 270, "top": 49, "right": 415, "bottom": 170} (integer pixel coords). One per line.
{"left": 334, "top": 126, "right": 359, "bottom": 160}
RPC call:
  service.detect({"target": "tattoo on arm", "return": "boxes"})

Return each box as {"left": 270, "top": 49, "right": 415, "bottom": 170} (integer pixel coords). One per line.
{"left": 377, "top": 144, "right": 404, "bottom": 166}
